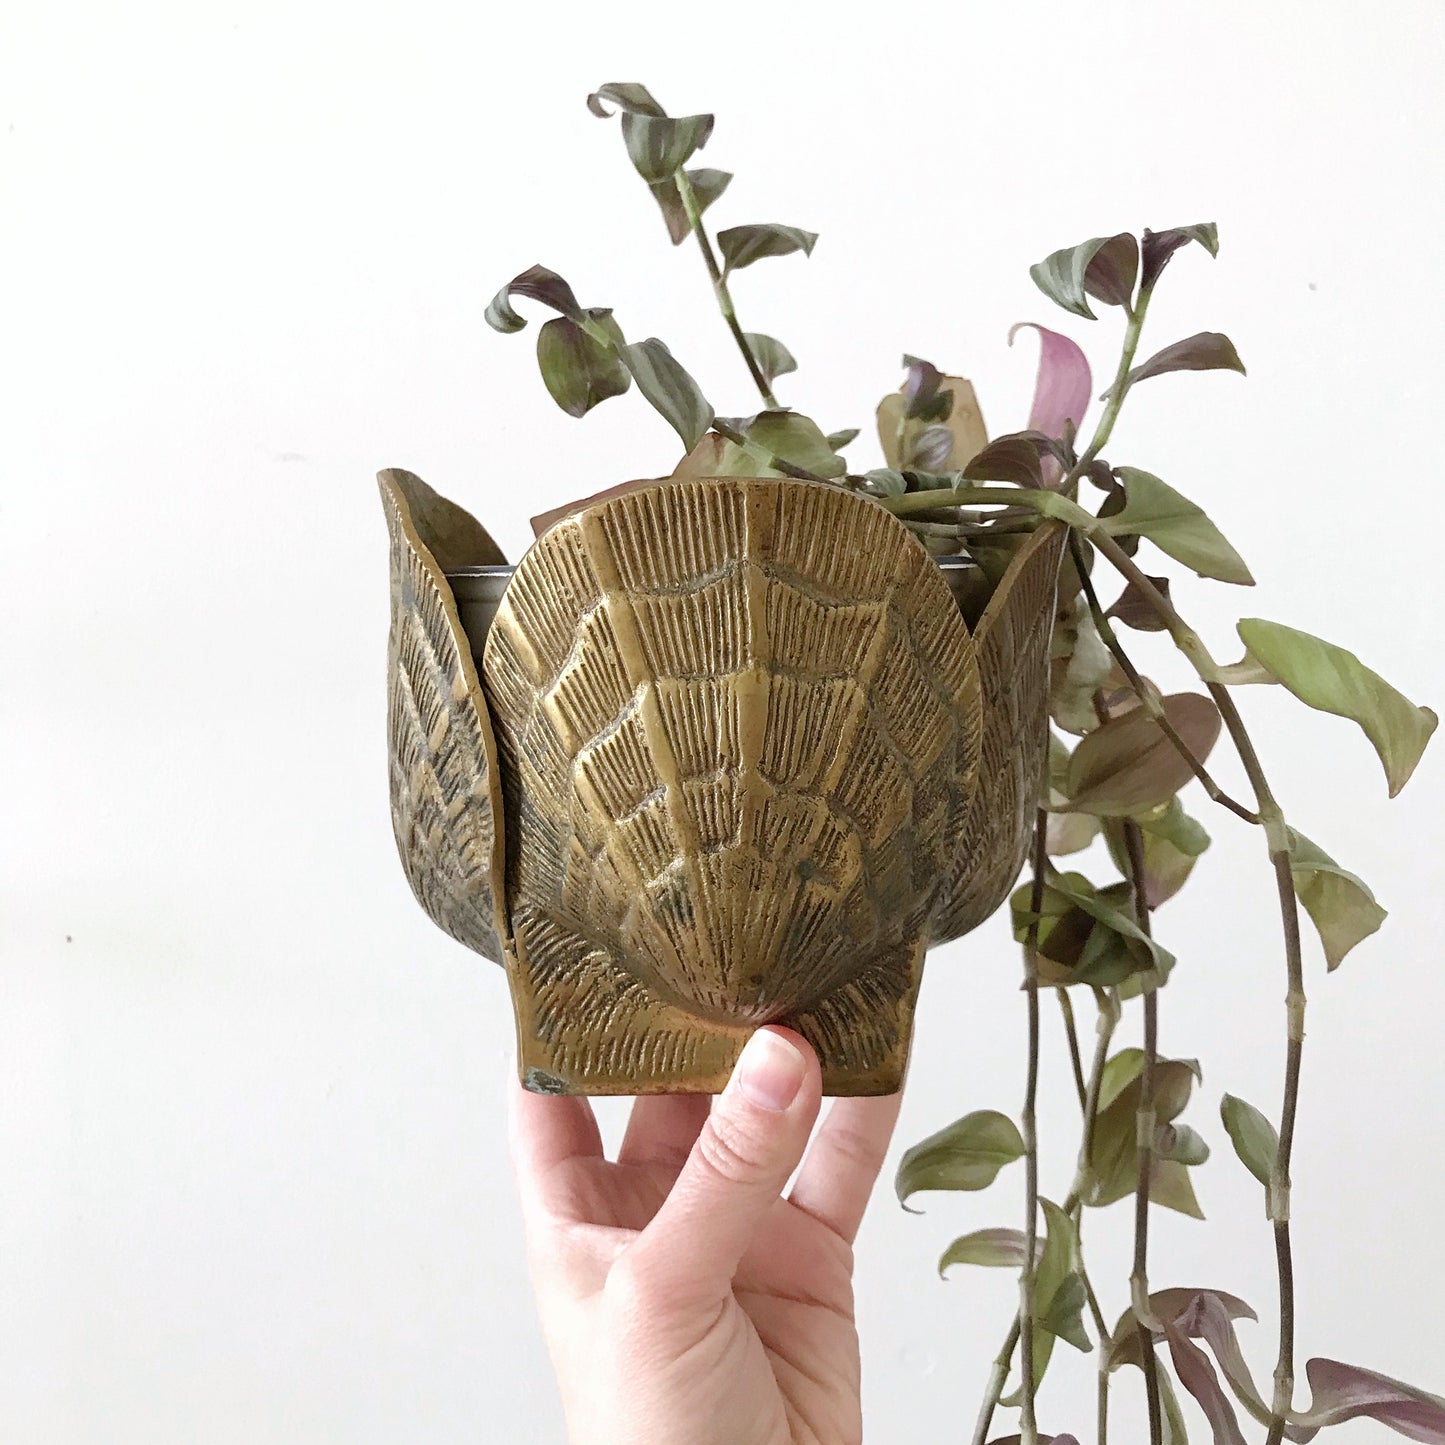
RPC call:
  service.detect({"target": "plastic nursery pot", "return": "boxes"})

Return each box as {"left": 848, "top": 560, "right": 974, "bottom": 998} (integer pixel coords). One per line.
{"left": 380, "top": 467, "right": 1067, "bottom": 1096}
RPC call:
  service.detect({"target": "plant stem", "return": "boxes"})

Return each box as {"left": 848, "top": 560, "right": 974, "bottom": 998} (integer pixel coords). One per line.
{"left": 1018, "top": 810, "right": 1048, "bottom": 1445}
{"left": 1073, "top": 1216, "right": 1112, "bottom": 1445}
{"left": 1067, "top": 532, "right": 1261, "bottom": 824}
{"left": 971, "top": 1319, "right": 1023, "bottom": 1445}
{"left": 1122, "top": 820, "right": 1164, "bottom": 1445}
{"left": 673, "top": 168, "right": 779, "bottom": 407}
{"left": 1057, "top": 989, "right": 1089, "bottom": 1113}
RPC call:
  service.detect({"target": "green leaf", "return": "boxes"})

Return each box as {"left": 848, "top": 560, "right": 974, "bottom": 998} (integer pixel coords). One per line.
{"left": 1156, "top": 1123, "right": 1211, "bottom": 1166}
{"left": 717, "top": 409, "right": 846, "bottom": 479}
{"left": 619, "top": 111, "right": 714, "bottom": 182}
{"left": 1012, "top": 872, "right": 1176, "bottom": 986}
{"left": 1141, "top": 223, "right": 1220, "bottom": 289}
{"left": 618, "top": 338, "right": 713, "bottom": 450}
{"left": 863, "top": 467, "right": 908, "bottom": 497}
{"left": 1105, "top": 799, "right": 1211, "bottom": 907}
{"left": 1087, "top": 1054, "right": 1205, "bottom": 1214}
{"left": 1104, "top": 468, "right": 1255, "bottom": 585}
{"left": 1066, "top": 694, "right": 1222, "bottom": 817}
{"left": 895, "top": 1109, "right": 1025, "bottom": 1210}
{"left": 1219, "top": 1093, "right": 1278, "bottom": 1189}
{"left": 742, "top": 332, "right": 797, "bottom": 388}
{"left": 1116, "top": 332, "right": 1246, "bottom": 392}
{"left": 938, "top": 1228, "right": 1034, "bottom": 1275}
{"left": 1030, "top": 233, "right": 1139, "bottom": 318}
{"left": 825, "top": 427, "right": 860, "bottom": 450}
{"left": 717, "top": 223, "right": 818, "bottom": 276}
{"left": 1038, "top": 1200, "right": 1091, "bottom": 1353}
{"left": 653, "top": 167, "right": 733, "bottom": 245}
{"left": 535, "top": 311, "right": 631, "bottom": 418}
{"left": 485, "top": 264, "right": 585, "bottom": 333}
{"left": 1236, "top": 619, "right": 1437, "bottom": 796}
{"left": 586, "top": 82, "right": 667, "bottom": 118}
{"left": 1286, "top": 828, "right": 1387, "bottom": 969}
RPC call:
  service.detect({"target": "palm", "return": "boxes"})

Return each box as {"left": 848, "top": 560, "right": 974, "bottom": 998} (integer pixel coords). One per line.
{"left": 511, "top": 1046, "right": 902, "bottom": 1445}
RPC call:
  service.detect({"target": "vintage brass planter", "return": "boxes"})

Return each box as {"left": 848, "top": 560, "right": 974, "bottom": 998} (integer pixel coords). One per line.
{"left": 380, "top": 467, "right": 1065, "bottom": 1095}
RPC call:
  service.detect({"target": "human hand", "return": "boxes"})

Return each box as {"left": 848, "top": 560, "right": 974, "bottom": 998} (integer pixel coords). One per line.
{"left": 509, "top": 1027, "right": 902, "bottom": 1445}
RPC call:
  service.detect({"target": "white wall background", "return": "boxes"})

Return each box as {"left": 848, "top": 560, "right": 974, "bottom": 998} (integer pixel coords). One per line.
{"left": 3, "top": 2, "right": 1442, "bottom": 1441}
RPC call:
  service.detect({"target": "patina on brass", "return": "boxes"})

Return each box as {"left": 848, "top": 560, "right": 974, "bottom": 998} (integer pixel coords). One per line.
{"left": 380, "top": 467, "right": 1065, "bottom": 1096}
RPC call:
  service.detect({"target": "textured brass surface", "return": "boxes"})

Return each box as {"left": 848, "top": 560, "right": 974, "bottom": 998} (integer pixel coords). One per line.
{"left": 381, "top": 471, "right": 1064, "bottom": 1096}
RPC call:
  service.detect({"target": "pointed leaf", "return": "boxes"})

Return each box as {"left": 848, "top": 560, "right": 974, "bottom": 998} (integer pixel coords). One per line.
{"left": 486, "top": 264, "right": 584, "bottom": 332}
{"left": 1011, "top": 322, "right": 1092, "bottom": 486}
{"left": 718, "top": 409, "right": 845, "bottom": 479}
{"left": 619, "top": 338, "right": 713, "bottom": 450}
{"left": 896, "top": 1110, "right": 1025, "bottom": 1209}
{"left": 586, "top": 82, "right": 667, "bottom": 118}
{"left": 1165, "top": 1322, "right": 1249, "bottom": 1445}
{"left": 717, "top": 223, "right": 818, "bottom": 276}
{"left": 619, "top": 111, "right": 714, "bottom": 182}
{"left": 1066, "top": 694, "right": 1222, "bottom": 817}
{"left": 1141, "top": 223, "right": 1220, "bottom": 289}
{"left": 1220, "top": 1093, "right": 1278, "bottom": 1189}
{"left": 938, "top": 1228, "right": 1035, "bottom": 1274}
{"left": 742, "top": 332, "right": 797, "bottom": 387}
{"left": 963, "top": 432, "right": 1046, "bottom": 487}
{"left": 535, "top": 312, "right": 631, "bottom": 418}
{"left": 1038, "top": 1199, "right": 1091, "bottom": 1353}
{"left": 1031, "top": 233, "right": 1138, "bottom": 318}
{"left": 1293, "top": 1359, "right": 1445, "bottom": 1440}
{"left": 1286, "top": 828, "right": 1387, "bottom": 969}
{"left": 1113, "top": 332, "right": 1245, "bottom": 395}
{"left": 825, "top": 427, "right": 860, "bottom": 450}
{"left": 654, "top": 167, "right": 733, "bottom": 245}
{"left": 1107, "top": 574, "right": 1173, "bottom": 632}
{"left": 1105, "top": 468, "right": 1255, "bottom": 584}
{"left": 1237, "top": 619, "right": 1437, "bottom": 796}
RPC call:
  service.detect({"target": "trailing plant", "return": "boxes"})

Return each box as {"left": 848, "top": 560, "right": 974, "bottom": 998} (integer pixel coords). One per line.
{"left": 484, "top": 81, "right": 1441, "bottom": 1445}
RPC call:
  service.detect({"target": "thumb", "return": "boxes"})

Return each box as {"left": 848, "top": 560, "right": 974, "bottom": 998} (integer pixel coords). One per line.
{"left": 628, "top": 1027, "right": 821, "bottom": 1303}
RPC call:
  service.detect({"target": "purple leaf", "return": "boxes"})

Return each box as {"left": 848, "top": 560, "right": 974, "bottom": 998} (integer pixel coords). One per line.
{"left": 1293, "top": 1359, "right": 1445, "bottom": 1441}
{"left": 1109, "top": 331, "right": 1246, "bottom": 395}
{"left": 1011, "top": 323, "right": 1092, "bottom": 486}
{"left": 1141, "top": 223, "right": 1220, "bottom": 288}
{"left": 1165, "top": 1321, "right": 1249, "bottom": 1445}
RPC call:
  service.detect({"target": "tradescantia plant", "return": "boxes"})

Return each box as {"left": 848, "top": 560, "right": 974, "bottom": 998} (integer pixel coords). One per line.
{"left": 485, "top": 81, "right": 1441, "bottom": 1445}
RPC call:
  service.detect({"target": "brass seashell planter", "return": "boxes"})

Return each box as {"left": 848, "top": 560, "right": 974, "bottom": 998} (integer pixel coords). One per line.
{"left": 380, "top": 467, "right": 1065, "bottom": 1096}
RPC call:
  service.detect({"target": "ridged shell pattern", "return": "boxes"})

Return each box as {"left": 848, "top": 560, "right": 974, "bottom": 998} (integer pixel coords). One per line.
{"left": 482, "top": 479, "right": 984, "bottom": 1026}
{"left": 381, "top": 471, "right": 506, "bottom": 963}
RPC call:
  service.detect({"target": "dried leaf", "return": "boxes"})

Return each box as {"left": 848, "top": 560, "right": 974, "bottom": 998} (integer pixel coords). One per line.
{"left": 1105, "top": 468, "right": 1254, "bottom": 585}
{"left": 895, "top": 1110, "right": 1025, "bottom": 1210}
{"left": 1287, "top": 828, "right": 1387, "bottom": 969}
{"left": 1066, "top": 694, "right": 1222, "bottom": 817}
{"left": 619, "top": 338, "right": 713, "bottom": 450}
{"left": 1031, "top": 233, "right": 1139, "bottom": 319}
{"left": 1141, "top": 223, "right": 1220, "bottom": 290}
{"left": 878, "top": 373, "right": 988, "bottom": 472}
{"left": 1115, "top": 331, "right": 1246, "bottom": 392}
{"left": 717, "top": 222, "right": 818, "bottom": 276}
{"left": 742, "top": 332, "right": 797, "bottom": 387}
{"left": 938, "top": 1228, "right": 1035, "bottom": 1275}
{"left": 1219, "top": 1093, "right": 1278, "bottom": 1189}
{"left": 619, "top": 111, "right": 714, "bottom": 182}
{"left": 535, "top": 311, "right": 630, "bottom": 418}
{"left": 1237, "top": 618, "right": 1437, "bottom": 797}
{"left": 485, "top": 264, "right": 585, "bottom": 333}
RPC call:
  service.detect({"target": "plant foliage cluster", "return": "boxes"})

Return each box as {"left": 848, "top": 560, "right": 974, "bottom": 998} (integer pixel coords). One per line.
{"left": 486, "top": 82, "right": 1440, "bottom": 1445}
